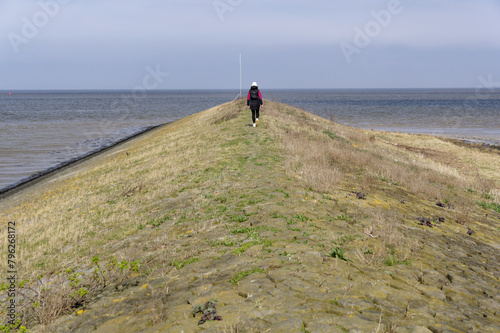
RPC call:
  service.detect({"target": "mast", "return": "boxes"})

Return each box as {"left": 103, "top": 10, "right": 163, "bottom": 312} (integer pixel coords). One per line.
{"left": 239, "top": 53, "right": 242, "bottom": 97}
{"left": 233, "top": 53, "right": 242, "bottom": 101}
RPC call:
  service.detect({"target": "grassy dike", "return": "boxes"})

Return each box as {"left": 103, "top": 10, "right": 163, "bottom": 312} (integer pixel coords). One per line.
{"left": 1, "top": 99, "right": 499, "bottom": 332}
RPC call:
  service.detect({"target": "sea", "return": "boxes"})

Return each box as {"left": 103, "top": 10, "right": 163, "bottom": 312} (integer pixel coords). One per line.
{"left": 1, "top": 89, "right": 499, "bottom": 193}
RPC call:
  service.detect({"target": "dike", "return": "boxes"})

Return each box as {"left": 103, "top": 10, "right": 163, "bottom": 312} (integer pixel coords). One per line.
{"left": 0, "top": 99, "right": 499, "bottom": 332}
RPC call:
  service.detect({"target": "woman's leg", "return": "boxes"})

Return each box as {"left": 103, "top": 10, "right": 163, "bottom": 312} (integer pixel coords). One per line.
{"left": 251, "top": 109, "right": 256, "bottom": 123}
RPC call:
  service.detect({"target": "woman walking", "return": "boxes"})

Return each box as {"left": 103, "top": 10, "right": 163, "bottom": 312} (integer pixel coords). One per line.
{"left": 247, "top": 82, "right": 264, "bottom": 127}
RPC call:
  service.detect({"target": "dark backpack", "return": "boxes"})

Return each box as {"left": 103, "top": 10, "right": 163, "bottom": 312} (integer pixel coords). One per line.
{"left": 250, "top": 89, "right": 259, "bottom": 100}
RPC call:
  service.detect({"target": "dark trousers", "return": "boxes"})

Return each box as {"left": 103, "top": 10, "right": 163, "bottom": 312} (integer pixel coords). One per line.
{"left": 251, "top": 109, "right": 260, "bottom": 123}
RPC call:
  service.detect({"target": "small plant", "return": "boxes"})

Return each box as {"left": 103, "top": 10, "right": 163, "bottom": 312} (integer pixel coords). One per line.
{"left": 301, "top": 325, "right": 311, "bottom": 333}
{"left": 211, "top": 238, "right": 236, "bottom": 247}
{"left": 336, "top": 214, "right": 354, "bottom": 223}
{"left": 481, "top": 193, "right": 493, "bottom": 200}
{"left": 147, "top": 213, "right": 172, "bottom": 228}
{"left": 329, "top": 247, "right": 348, "bottom": 261}
{"left": 215, "top": 195, "right": 228, "bottom": 203}
{"left": 248, "top": 198, "right": 265, "bottom": 205}
{"left": 334, "top": 234, "right": 359, "bottom": 245}
{"left": 276, "top": 189, "right": 290, "bottom": 198}
{"left": 130, "top": 260, "right": 140, "bottom": 273}
{"left": 386, "top": 244, "right": 396, "bottom": 256}
{"left": 229, "top": 214, "right": 249, "bottom": 223}
{"left": 384, "top": 255, "right": 411, "bottom": 266}
{"left": 232, "top": 226, "right": 265, "bottom": 235}
{"left": 231, "top": 240, "right": 272, "bottom": 255}
{"left": 271, "top": 212, "right": 286, "bottom": 219}
{"left": 383, "top": 255, "right": 397, "bottom": 266}
{"left": 192, "top": 300, "right": 222, "bottom": 325}
{"left": 294, "top": 214, "right": 309, "bottom": 222}
{"left": 362, "top": 247, "right": 373, "bottom": 255}
{"left": 0, "top": 319, "right": 28, "bottom": 333}
{"left": 323, "top": 130, "right": 339, "bottom": 140}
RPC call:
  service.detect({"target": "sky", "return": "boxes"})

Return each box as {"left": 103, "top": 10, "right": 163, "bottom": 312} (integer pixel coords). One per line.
{"left": 1, "top": 0, "right": 500, "bottom": 90}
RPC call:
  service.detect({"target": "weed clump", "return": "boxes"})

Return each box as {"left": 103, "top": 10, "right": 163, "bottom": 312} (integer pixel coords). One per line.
{"left": 192, "top": 300, "right": 222, "bottom": 325}
{"left": 328, "top": 247, "right": 349, "bottom": 261}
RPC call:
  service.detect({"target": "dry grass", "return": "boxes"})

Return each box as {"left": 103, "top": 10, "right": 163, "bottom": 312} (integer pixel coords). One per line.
{"left": 0, "top": 101, "right": 249, "bottom": 326}
{"left": 362, "top": 208, "right": 416, "bottom": 261}
{"left": 0, "top": 102, "right": 240, "bottom": 276}
{"left": 265, "top": 102, "right": 500, "bottom": 202}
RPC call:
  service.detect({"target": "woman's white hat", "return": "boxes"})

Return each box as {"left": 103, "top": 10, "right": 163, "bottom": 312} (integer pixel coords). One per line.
{"left": 252, "top": 82, "right": 258, "bottom": 87}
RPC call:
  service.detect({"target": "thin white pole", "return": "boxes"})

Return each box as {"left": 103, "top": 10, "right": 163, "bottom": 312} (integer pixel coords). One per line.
{"left": 239, "top": 53, "right": 242, "bottom": 97}
{"left": 233, "top": 54, "right": 243, "bottom": 101}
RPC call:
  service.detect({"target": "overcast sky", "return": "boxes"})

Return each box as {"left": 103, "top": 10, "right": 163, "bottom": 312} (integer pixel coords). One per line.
{"left": 1, "top": 0, "right": 499, "bottom": 90}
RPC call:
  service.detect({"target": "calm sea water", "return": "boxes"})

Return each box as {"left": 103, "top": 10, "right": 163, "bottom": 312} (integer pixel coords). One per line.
{"left": 1, "top": 89, "right": 499, "bottom": 192}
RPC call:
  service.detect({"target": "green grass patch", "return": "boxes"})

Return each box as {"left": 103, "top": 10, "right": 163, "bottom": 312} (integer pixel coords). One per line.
{"left": 383, "top": 256, "right": 411, "bottom": 266}
{"left": 247, "top": 198, "right": 265, "bottom": 205}
{"left": 333, "top": 234, "right": 361, "bottom": 245}
{"left": 323, "top": 130, "right": 348, "bottom": 143}
{"left": 294, "top": 214, "right": 309, "bottom": 222}
{"left": 232, "top": 226, "right": 267, "bottom": 235}
{"left": 229, "top": 214, "right": 249, "bottom": 223}
{"left": 276, "top": 189, "right": 290, "bottom": 198}
{"left": 170, "top": 257, "right": 200, "bottom": 269}
{"left": 229, "top": 267, "right": 266, "bottom": 285}
{"left": 481, "top": 193, "right": 493, "bottom": 200}
{"left": 147, "top": 213, "right": 172, "bottom": 228}
{"left": 231, "top": 226, "right": 280, "bottom": 235}
{"left": 210, "top": 238, "right": 236, "bottom": 247}
{"left": 336, "top": 214, "right": 354, "bottom": 223}
{"left": 231, "top": 240, "right": 272, "bottom": 255}
{"left": 477, "top": 201, "right": 500, "bottom": 213}
{"left": 215, "top": 195, "right": 228, "bottom": 203}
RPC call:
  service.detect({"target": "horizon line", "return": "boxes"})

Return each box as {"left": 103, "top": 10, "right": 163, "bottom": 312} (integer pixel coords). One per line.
{"left": 0, "top": 87, "right": 487, "bottom": 92}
